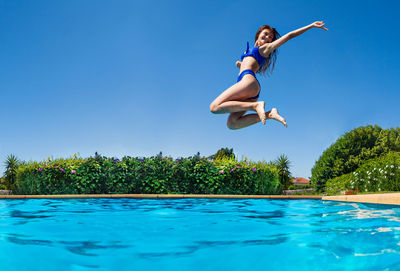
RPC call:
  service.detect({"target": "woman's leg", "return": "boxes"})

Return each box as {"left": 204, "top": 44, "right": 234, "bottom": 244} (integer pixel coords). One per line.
{"left": 210, "top": 75, "right": 266, "bottom": 123}
{"left": 212, "top": 100, "right": 266, "bottom": 123}
{"left": 227, "top": 108, "right": 288, "bottom": 130}
{"left": 227, "top": 111, "right": 260, "bottom": 130}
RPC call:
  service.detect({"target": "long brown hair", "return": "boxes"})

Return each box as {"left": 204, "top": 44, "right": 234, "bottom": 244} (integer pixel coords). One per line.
{"left": 255, "top": 25, "right": 280, "bottom": 76}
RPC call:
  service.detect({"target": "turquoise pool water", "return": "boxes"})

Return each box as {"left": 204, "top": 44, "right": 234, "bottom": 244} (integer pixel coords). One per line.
{"left": 1, "top": 198, "right": 400, "bottom": 270}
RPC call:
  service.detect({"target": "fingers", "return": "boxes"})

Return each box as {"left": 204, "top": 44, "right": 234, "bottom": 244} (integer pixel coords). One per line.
{"left": 320, "top": 22, "right": 328, "bottom": 31}
{"left": 317, "top": 21, "right": 328, "bottom": 31}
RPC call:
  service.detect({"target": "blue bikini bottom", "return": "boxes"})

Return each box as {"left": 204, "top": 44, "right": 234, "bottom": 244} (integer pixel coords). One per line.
{"left": 237, "top": 69, "right": 260, "bottom": 100}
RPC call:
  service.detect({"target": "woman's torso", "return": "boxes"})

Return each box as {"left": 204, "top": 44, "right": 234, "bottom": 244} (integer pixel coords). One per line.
{"left": 239, "top": 57, "right": 261, "bottom": 75}
{"left": 239, "top": 44, "right": 268, "bottom": 75}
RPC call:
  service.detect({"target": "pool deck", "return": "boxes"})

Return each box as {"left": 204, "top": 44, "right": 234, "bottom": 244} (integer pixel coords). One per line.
{"left": 323, "top": 193, "right": 400, "bottom": 205}
{"left": 0, "top": 194, "right": 322, "bottom": 199}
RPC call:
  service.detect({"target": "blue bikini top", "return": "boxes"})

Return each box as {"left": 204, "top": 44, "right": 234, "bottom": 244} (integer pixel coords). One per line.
{"left": 240, "top": 42, "right": 267, "bottom": 68}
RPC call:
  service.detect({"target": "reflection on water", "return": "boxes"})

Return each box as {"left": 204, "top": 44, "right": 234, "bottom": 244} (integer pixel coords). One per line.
{"left": 5, "top": 233, "right": 129, "bottom": 257}
{"left": 322, "top": 202, "right": 400, "bottom": 223}
{"left": 139, "top": 236, "right": 289, "bottom": 259}
{"left": 242, "top": 210, "right": 285, "bottom": 219}
{"left": 7, "top": 236, "right": 53, "bottom": 246}
{"left": 10, "top": 210, "right": 53, "bottom": 219}
{"left": 355, "top": 248, "right": 400, "bottom": 257}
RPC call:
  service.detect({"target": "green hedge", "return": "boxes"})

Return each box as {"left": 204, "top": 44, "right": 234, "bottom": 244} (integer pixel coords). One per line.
{"left": 311, "top": 125, "right": 400, "bottom": 191}
{"left": 13, "top": 154, "right": 281, "bottom": 195}
{"left": 325, "top": 173, "right": 352, "bottom": 195}
{"left": 324, "top": 152, "right": 400, "bottom": 195}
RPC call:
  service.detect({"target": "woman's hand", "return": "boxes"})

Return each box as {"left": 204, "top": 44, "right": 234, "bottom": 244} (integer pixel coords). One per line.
{"left": 236, "top": 61, "right": 241, "bottom": 69}
{"left": 311, "top": 21, "right": 328, "bottom": 31}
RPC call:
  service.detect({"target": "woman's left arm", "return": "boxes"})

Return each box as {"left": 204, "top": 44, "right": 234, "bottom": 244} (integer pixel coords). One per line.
{"left": 260, "top": 21, "right": 328, "bottom": 56}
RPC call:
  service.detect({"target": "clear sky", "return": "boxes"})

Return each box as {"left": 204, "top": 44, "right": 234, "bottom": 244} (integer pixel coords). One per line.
{"left": 1, "top": 0, "right": 399, "bottom": 178}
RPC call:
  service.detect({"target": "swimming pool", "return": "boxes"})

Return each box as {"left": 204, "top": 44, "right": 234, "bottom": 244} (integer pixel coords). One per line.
{"left": 1, "top": 198, "right": 400, "bottom": 270}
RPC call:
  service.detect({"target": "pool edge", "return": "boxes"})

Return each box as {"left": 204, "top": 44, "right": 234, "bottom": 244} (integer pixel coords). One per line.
{"left": 0, "top": 194, "right": 322, "bottom": 199}
{"left": 323, "top": 193, "right": 400, "bottom": 205}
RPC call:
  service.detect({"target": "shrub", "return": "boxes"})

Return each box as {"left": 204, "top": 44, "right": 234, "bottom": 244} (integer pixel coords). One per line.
{"left": 311, "top": 125, "right": 400, "bottom": 191}
{"left": 287, "top": 184, "right": 312, "bottom": 190}
{"left": 324, "top": 152, "right": 400, "bottom": 194}
{"left": 349, "top": 152, "right": 400, "bottom": 193}
{"left": 213, "top": 157, "right": 281, "bottom": 194}
{"left": 12, "top": 154, "right": 281, "bottom": 195}
{"left": 325, "top": 173, "right": 352, "bottom": 195}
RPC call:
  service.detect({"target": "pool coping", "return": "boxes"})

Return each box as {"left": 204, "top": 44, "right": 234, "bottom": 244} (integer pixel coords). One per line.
{"left": 1, "top": 193, "right": 399, "bottom": 205}
{"left": 322, "top": 193, "right": 400, "bottom": 205}
{"left": 0, "top": 194, "right": 322, "bottom": 199}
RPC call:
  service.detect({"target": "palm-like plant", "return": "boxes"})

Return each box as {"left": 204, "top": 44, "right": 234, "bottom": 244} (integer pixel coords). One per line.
{"left": 4, "top": 154, "right": 20, "bottom": 190}
{"left": 275, "top": 154, "right": 292, "bottom": 189}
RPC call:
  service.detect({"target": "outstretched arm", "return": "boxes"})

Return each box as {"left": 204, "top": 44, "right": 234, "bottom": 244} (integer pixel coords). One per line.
{"left": 260, "top": 21, "right": 328, "bottom": 56}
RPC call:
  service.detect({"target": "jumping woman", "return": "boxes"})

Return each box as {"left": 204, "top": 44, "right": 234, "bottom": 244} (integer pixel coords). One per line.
{"left": 209, "top": 21, "right": 328, "bottom": 129}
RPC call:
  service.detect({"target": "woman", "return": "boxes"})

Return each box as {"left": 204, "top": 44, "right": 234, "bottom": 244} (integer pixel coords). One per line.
{"left": 209, "top": 21, "right": 328, "bottom": 129}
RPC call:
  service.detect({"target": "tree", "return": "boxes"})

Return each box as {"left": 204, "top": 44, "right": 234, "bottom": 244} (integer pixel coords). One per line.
{"left": 210, "top": 148, "right": 235, "bottom": 160}
{"left": 4, "top": 154, "right": 20, "bottom": 190}
{"left": 275, "top": 154, "right": 291, "bottom": 189}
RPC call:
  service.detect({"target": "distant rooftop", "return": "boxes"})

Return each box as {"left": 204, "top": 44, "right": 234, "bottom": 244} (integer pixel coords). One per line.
{"left": 291, "top": 177, "right": 310, "bottom": 184}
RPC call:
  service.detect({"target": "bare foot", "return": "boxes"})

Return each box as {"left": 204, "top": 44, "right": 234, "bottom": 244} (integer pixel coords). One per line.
{"left": 267, "top": 108, "right": 287, "bottom": 127}
{"left": 255, "top": 101, "right": 266, "bottom": 124}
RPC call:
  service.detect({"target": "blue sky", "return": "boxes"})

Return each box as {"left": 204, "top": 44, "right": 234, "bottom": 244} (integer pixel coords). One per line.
{"left": 1, "top": 0, "right": 399, "bottom": 178}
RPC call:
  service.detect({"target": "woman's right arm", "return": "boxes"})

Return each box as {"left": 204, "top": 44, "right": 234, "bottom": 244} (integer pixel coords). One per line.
{"left": 260, "top": 21, "right": 328, "bottom": 56}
